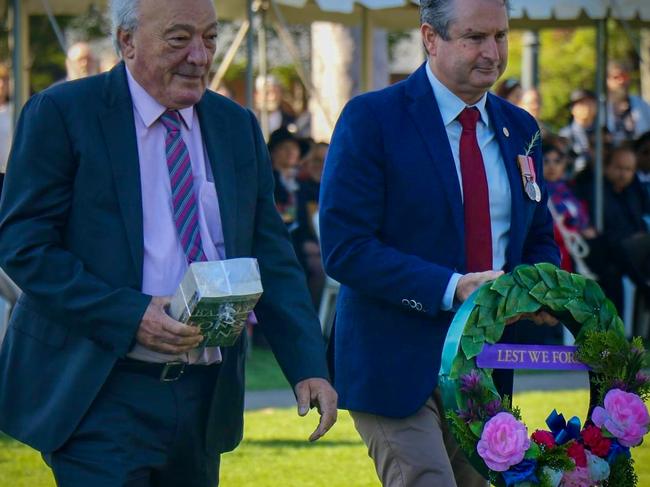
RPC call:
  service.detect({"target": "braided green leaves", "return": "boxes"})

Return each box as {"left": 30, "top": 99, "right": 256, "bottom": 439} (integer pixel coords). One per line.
{"left": 449, "top": 263, "right": 623, "bottom": 386}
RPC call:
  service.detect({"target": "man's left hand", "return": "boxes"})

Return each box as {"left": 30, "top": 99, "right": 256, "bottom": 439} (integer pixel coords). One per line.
{"left": 294, "top": 378, "right": 338, "bottom": 442}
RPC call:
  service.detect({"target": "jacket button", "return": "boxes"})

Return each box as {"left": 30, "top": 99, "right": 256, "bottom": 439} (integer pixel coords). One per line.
{"left": 402, "top": 299, "right": 409, "bottom": 306}
{"left": 415, "top": 302, "right": 423, "bottom": 311}
{"left": 410, "top": 300, "right": 417, "bottom": 308}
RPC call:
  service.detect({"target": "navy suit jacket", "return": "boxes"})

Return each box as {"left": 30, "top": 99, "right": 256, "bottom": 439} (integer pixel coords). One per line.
{"left": 0, "top": 63, "right": 328, "bottom": 453}
{"left": 319, "top": 64, "right": 559, "bottom": 418}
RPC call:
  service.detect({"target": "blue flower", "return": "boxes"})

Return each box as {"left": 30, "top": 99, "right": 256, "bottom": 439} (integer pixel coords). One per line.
{"left": 606, "top": 439, "right": 631, "bottom": 463}
{"left": 501, "top": 459, "right": 538, "bottom": 486}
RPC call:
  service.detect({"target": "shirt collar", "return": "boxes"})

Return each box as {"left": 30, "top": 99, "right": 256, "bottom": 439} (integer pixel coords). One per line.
{"left": 425, "top": 62, "right": 489, "bottom": 129}
{"left": 125, "top": 65, "right": 194, "bottom": 130}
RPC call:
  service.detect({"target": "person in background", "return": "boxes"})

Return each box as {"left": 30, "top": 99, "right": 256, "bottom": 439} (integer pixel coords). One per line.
{"left": 0, "top": 63, "right": 11, "bottom": 185}
{"left": 582, "top": 144, "right": 650, "bottom": 310}
{"left": 65, "top": 41, "right": 99, "bottom": 81}
{"left": 542, "top": 142, "right": 596, "bottom": 272}
{"left": 607, "top": 60, "right": 650, "bottom": 145}
{"left": 494, "top": 77, "right": 522, "bottom": 105}
{"left": 635, "top": 131, "right": 650, "bottom": 204}
{"left": 99, "top": 48, "right": 120, "bottom": 73}
{"left": 519, "top": 87, "right": 550, "bottom": 137}
{"left": 295, "top": 142, "right": 328, "bottom": 307}
{"left": 559, "top": 88, "right": 597, "bottom": 175}
{"left": 255, "top": 74, "right": 297, "bottom": 134}
{"left": 268, "top": 127, "right": 302, "bottom": 231}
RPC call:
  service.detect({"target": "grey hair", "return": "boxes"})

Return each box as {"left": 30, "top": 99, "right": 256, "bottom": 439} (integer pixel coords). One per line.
{"left": 109, "top": 0, "right": 141, "bottom": 56}
{"left": 419, "top": 0, "right": 510, "bottom": 40}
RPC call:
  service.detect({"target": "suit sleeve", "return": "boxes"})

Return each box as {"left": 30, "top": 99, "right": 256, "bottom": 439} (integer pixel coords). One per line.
{"left": 246, "top": 110, "right": 329, "bottom": 387}
{"left": 521, "top": 129, "right": 561, "bottom": 267}
{"left": 319, "top": 96, "right": 455, "bottom": 318}
{"left": 0, "top": 93, "right": 150, "bottom": 356}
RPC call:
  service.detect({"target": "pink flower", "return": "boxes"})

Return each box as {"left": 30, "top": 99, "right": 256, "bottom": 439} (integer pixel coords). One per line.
{"left": 592, "top": 389, "right": 650, "bottom": 447}
{"left": 561, "top": 465, "right": 591, "bottom": 487}
{"left": 477, "top": 412, "right": 530, "bottom": 471}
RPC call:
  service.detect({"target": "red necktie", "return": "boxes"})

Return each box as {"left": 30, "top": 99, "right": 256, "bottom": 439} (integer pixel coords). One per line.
{"left": 458, "top": 107, "right": 492, "bottom": 272}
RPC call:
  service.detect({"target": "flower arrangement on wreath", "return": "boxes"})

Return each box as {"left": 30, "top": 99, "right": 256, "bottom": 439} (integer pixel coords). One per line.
{"left": 440, "top": 263, "right": 650, "bottom": 487}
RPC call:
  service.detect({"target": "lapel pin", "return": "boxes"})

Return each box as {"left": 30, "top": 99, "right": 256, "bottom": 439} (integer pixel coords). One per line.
{"left": 503, "top": 127, "right": 510, "bottom": 137}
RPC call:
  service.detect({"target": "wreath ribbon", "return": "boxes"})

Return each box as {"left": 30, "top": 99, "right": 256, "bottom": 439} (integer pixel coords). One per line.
{"left": 546, "top": 410, "right": 581, "bottom": 445}
{"left": 439, "top": 291, "right": 479, "bottom": 409}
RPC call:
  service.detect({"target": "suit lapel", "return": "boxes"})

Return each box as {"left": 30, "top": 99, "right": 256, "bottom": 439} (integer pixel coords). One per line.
{"left": 485, "top": 95, "right": 526, "bottom": 268}
{"left": 99, "top": 63, "right": 144, "bottom": 284}
{"left": 405, "top": 65, "right": 464, "bottom": 243}
{"left": 196, "top": 95, "right": 237, "bottom": 259}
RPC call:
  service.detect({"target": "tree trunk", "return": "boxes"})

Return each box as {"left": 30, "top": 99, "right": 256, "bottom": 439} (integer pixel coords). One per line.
{"left": 641, "top": 29, "right": 650, "bottom": 102}
{"left": 309, "top": 22, "right": 389, "bottom": 143}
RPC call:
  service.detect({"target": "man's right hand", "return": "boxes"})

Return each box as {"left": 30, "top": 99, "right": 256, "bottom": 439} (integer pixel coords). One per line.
{"left": 136, "top": 296, "right": 203, "bottom": 354}
{"left": 455, "top": 270, "right": 504, "bottom": 303}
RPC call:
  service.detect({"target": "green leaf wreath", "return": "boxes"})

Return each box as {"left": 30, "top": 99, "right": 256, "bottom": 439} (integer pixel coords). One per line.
{"left": 439, "top": 263, "right": 650, "bottom": 487}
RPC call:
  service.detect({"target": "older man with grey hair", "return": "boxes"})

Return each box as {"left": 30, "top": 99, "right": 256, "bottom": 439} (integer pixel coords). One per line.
{"left": 0, "top": 0, "right": 337, "bottom": 485}
{"left": 319, "top": 0, "right": 559, "bottom": 486}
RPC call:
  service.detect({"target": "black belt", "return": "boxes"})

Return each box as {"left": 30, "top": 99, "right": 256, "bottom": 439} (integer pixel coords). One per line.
{"left": 115, "top": 358, "right": 219, "bottom": 382}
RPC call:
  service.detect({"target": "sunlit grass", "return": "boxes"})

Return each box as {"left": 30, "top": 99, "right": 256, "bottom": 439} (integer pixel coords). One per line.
{"left": 1, "top": 390, "right": 648, "bottom": 486}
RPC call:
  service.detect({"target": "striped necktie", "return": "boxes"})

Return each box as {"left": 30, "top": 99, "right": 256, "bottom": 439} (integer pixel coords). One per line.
{"left": 160, "top": 110, "right": 206, "bottom": 263}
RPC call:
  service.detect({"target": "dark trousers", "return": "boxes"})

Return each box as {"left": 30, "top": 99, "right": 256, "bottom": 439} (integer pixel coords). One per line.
{"left": 45, "top": 361, "right": 221, "bottom": 487}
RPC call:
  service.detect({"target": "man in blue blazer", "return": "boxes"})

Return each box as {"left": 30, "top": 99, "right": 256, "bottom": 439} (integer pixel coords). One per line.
{"left": 0, "top": 0, "right": 336, "bottom": 485}
{"left": 319, "top": 0, "right": 559, "bottom": 485}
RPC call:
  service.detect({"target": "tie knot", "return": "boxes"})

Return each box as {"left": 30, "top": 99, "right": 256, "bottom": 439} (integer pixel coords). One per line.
{"left": 458, "top": 107, "right": 481, "bottom": 131}
{"left": 160, "top": 110, "right": 182, "bottom": 133}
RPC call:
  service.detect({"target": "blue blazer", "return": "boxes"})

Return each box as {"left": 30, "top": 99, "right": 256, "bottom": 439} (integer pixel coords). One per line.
{"left": 0, "top": 63, "right": 328, "bottom": 453}
{"left": 319, "top": 64, "right": 559, "bottom": 418}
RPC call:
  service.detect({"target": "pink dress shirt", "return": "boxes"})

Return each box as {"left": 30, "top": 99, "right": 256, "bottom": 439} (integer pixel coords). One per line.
{"left": 125, "top": 67, "right": 224, "bottom": 364}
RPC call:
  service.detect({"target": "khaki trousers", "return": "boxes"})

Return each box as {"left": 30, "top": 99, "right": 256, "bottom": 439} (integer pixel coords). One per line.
{"left": 350, "top": 392, "right": 488, "bottom": 487}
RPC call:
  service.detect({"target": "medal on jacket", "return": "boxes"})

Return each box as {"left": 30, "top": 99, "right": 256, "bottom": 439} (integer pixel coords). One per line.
{"left": 517, "top": 154, "right": 541, "bottom": 202}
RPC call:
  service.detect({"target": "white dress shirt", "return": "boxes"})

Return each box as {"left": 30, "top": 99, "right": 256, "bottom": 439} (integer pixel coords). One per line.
{"left": 425, "top": 64, "right": 512, "bottom": 310}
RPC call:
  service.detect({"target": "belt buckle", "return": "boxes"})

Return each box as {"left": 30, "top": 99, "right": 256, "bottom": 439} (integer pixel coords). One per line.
{"left": 160, "top": 361, "right": 186, "bottom": 382}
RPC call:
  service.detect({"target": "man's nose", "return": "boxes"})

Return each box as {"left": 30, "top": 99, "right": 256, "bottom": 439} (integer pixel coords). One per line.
{"left": 187, "top": 39, "right": 210, "bottom": 66}
{"left": 482, "top": 37, "right": 500, "bottom": 62}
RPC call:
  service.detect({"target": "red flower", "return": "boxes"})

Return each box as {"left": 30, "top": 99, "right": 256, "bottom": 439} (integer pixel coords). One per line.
{"left": 531, "top": 430, "right": 556, "bottom": 449}
{"left": 567, "top": 441, "right": 587, "bottom": 468}
{"left": 581, "top": 425, "right": 612, "bottom": 458}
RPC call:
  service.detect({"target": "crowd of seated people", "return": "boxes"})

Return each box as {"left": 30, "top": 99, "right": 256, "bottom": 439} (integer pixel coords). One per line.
{"left": 507, "top": 63, "right": 650, "bottom": 326}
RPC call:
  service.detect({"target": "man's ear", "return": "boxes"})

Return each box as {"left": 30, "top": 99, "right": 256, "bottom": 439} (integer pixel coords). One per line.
{"left": 118, "top": 29, "right": 136, "bottom": 60}
{"left": 420, "top": 23, "right": 438, "bottom": 57}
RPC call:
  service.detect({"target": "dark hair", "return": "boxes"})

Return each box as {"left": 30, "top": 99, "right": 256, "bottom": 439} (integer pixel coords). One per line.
{"left": 605, "top": 142, "right": 636, "bottom": 167}
{"left": 419, "top": 0, "right": 510, "bottom": 40}
{"left": 634, "top": 130, "right": 650, "bottom": 152}
{"left": 495, "top": 78, "right": 521, "bottom": 99}
{"left": 267, "top": 127, "right": 299, "bottom": 154}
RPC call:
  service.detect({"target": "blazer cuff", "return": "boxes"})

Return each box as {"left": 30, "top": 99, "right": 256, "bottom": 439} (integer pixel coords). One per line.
{"left": 441, "top": 273, "right": 463, "bottom": 311}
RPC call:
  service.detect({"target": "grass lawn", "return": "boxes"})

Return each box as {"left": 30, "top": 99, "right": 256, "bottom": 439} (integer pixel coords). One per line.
{"left": 1, "top": 389, "right": 649, "bottom": 486}
{"left": 245, "top": 346, "right": 290, "bottom": 391}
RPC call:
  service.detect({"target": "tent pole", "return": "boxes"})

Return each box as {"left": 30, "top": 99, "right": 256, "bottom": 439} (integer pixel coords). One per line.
{"left": 210, "top": 19, "right": 250, "bottom": 92}
{"left": 258, "top": 2, "right": 269, "bottom": 140}
{"left": 521, "top": 30, "right": 539, "bottom": 89}
{"left": 594, "top": 18, "right": 607, "bottom": 233}
{"left": 360, "top": 7, "right": 373, "bottom": 92}
{"left": 268, "top": 1, "right": 336, "bottom": 131}
{"left": 246, "top": 0, "right": 254, "bottom": 109}
{"left": 11, "top": 0, "right": 28, "bottom": 127}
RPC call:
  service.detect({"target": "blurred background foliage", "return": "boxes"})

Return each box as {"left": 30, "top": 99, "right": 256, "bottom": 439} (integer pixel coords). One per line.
{"left": 0, "top": 13, "right": 645, "bottom": 129}
{"left": 502, "top": 20, "right": 641, "bottom": 131}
